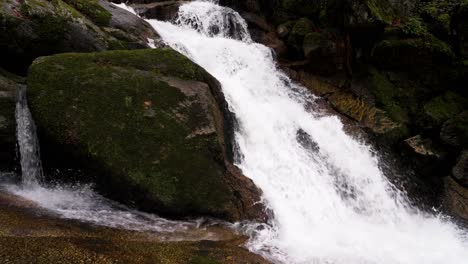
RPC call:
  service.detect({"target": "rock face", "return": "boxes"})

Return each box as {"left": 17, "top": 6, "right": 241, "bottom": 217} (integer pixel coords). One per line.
{"left": 132, "top": 1, "right": 188, "bottom": 21}
{"left": 0, "top": 0, "right": 159, "bottom": 74}
{"left": 27, "top": 49, "right": 265, "bottom": 222}
{"left": 452, "top": 150, "right": 468, "bottom": 187}
{"left": 444, "top": 176, "right": 468, "bottom": 221}
{"left": 0, "top": 69, "right": 22, "bottom": 171}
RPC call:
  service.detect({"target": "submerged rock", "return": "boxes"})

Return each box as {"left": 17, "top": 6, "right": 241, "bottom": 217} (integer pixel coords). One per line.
{"left": 27, "top": 49, "right": 265, "bottom": 222}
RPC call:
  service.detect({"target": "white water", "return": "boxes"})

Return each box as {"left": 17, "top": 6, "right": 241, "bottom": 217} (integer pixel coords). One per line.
{"left": 16, "top": 86, "right": 43, "bottom": 186}
{"left": 144, "top": 1, "right": 468, "bottom": 263}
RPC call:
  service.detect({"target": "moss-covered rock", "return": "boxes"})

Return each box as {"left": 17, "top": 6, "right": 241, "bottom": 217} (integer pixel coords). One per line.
{"left": 286, "top": 18, "right": 314, "bottom": 57}
{"left": 27, "top": 49, "right": 264, "bottom": 221}
{"left": 345, "top": 0, "right": 397, "bottom": 26}
{"left": 0, "top": 191, "right": 269, "bottom": 263}
{"left": 440, "top": 111, "right": 468, "bottom": 148}
{"left": 419, "top": 0, "right": 457, "bottom": 40}
{"left": 372, "top": 36, "right": 455, "bottom": 70}
{"left": 63, "top": 0, "right": 111, "bottom": 26}
{"left": 0, "top": 0, "right": 159, "bottom": 74}
{"left": 423, "top": 91, "right": 468, "bottom": 126}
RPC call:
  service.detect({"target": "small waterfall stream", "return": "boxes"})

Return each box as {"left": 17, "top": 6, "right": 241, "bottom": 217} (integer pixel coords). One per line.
{"left": 15, "top": 86, "right": 43, "bottom": 186}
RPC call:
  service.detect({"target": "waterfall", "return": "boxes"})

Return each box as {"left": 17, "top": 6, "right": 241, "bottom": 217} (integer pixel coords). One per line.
{"left": 15, "top": 86, "right": 43, "bottom": 186}
{"left": 144, "top": 1, "right": 468, "bottom": 263}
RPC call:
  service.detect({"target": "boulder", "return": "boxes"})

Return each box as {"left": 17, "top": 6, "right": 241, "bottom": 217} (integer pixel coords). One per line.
{"left": 132, "top": 1, "right": 188, "bottom": 21}
{"left": 403, "top": 135, "right": 442, "bottom": 159}
{"left": 0, "top": 0, "right": 159, "bottom": 74}
{"left": 423, "top": 92, "right": 468, "bottom": 126}
{"left": 440, "top": 111, "right": 468, "bottom": 148}
{"left": 0, "top": 69, "right": 23, "bottom": 171}
{"left": 443, "top": 176, "right": 468, "bottom": 221}
{"left": 452, "top": 150, "right": 468, "bottom": 187}
{"left": 27, "top": 49, "right": 265, "bottom": 222}
{"left": 99, "top": 0, "right": 162, "bottom": 48}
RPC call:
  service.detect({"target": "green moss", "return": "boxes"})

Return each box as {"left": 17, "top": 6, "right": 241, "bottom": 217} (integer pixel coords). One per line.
{"left": 287, "top": 18, "right": 313, "bottom": 52}
{"left": 27, "top": 49, "right": 238, "bottom": 219}
{"left": 365, "top": 0, "right": 395, "bottom": 24}
{"left": 368, "top": 69, "right": 409, "bottom": 124}
{"left": 401, "top": 17, "right": 428, "bottom": 37}
{"left": 420, "top": 0, "right": 458, "bottom": 37}
{"left": 424, "top": 91, "right": 468, "bottom": 125}
{"left": 63, "top": 0, "right": 111, "bottom": 26}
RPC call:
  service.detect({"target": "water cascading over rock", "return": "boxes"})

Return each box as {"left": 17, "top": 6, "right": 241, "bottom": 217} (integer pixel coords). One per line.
{"left": 147, "top": 1, "right": 468, "bottom": 263}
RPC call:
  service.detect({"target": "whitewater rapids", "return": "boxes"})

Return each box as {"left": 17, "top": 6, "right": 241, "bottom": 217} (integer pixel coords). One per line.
{"left": 145, "top": 1, "right": 468, "bottom": 263}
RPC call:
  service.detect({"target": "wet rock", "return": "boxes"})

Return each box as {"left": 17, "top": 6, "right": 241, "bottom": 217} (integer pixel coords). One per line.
{"left": 452, "top": 150, "right": 468, "bottom": 187}
{"left": 423, "top": 92, "right": 468, "bottom": 126}
{"left": 404, "top": 135, "right": 442, "bottom": 159}
{"left": 132, "top": 1, "right": 188, "bottom": 21}
{"left": 0, "top": 0, "right": 158, "bottom": 74}
{"left": 443, "top": 176, "right": 468, "bottom": 221}
{"left": 0, "top": 191, "right": 270, "bottom": 263}
{"left": 440, "top": 111, "right": 468, "bottom": 148}
{"left": 27, "top": 49, "right": 266, "bottom": 222}
{"left": 99, "top": 0, "right": 162, "bottom": 48}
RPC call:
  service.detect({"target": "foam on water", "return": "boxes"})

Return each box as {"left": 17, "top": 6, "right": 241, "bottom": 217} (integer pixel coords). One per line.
{"left": 141, "top": 1, "right": 468, "bottom": 263}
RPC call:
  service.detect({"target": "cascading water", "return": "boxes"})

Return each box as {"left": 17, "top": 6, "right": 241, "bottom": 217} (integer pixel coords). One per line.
{"left": 15, "top": 86, "right": 43, "bottom": 186}
{"left": 144, "top": 1, "right": 468, "bottom": 263}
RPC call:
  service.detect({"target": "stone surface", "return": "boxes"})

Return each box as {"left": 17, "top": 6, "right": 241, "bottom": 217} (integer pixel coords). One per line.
{"left": 452, "top": 150, "right": 468, "bottom": 187}
{"left": 27, "top": 49, "right": 265, "bottom": 222}
{"left": 132, "top": 1, "right": 188, "bottom": 21}
{"left": 0, "top": 190, "right": 269, "bottom": 264}
{"left": 444, "top": 176, "right": 468, "bottom": 221}
{"left": 0, "top": 0, "right": 158, "bottom": 74}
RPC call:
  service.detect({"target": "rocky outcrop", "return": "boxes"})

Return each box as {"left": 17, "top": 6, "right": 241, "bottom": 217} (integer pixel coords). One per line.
{"left": 444, "top": 176, "right": 468, "bottom": 221}
{"left": 452, "top": 150, "right": 468, "bottom": 187}
{"left": 27, "top": 48, "right": 265, "bottom": 222}
{"left": 0, "top": 0, "right": 159, "bottom": 74}
{"left": 132, "top": 1, "right": 187, "bottom": 21}
{"left": 0, "top": 69, "right": 23, "bottom": 171}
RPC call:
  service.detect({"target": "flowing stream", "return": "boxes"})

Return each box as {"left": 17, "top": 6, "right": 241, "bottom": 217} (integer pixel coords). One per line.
{"left": 144, "top": 1, "right": 468, "bottom": 263}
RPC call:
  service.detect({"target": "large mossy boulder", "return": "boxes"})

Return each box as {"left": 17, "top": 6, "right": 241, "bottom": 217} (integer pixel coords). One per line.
{"left": 27, "top": 48, "right": 265, "bottom": 221}
{"left": 0, "top": 0, "right": 159, "bottom": 74}
{"left": 0, "top": 69, "right": 23, "bottom": 171}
